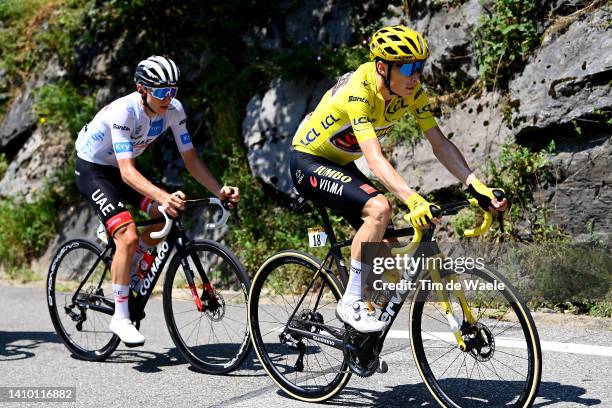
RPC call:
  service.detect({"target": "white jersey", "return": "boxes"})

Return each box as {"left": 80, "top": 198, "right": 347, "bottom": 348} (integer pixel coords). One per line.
{"left": 75, "top": 92, "right": 194, "bottom": 167}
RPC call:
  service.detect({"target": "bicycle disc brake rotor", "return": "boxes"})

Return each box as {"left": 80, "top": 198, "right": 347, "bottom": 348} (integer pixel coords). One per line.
{"left": 465, "top": 322, "right": 495, "bottom": 361}
{"left": 204, "top": 290, "right": 225, "bottom": 321}
{"left": 343, "top": 327, "right": 380, "bottom": 377}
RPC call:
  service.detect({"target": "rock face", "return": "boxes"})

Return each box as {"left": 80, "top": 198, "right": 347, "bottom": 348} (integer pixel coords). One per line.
{"left": 0, "top": 59, "right": 66, "bottom": 157}
{"left": 33, "top": 201, "right": 100, "bottom": 274}
{"left": 410, "top": 0, "right": 482, "bottom": 92}
{"left": 0, "top": 127, "right": 72, "bottom": 202}
{"left": 536, "top": 135, "right": 611, "bottom": 240}
{"left": 242, "top": 78, "right": 332, "bottom": 193}
{"left": 392, "top": 92, "right": 512, "bottom": 193}
{"left": 509, "top": 5, "right": 612, "bottom": 134}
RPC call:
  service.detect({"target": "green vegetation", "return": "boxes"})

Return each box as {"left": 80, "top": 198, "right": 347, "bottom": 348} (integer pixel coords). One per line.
{"left": 500, "top": 243, "right": 611, "bottom": 317}
{"left": 33, "top": 81, "right": 95, "bottom": 135}
{"left": 0, "top": 188, "right": 59, "bottom": 273}
{"left": 387, "top": 112, "right": 422, "bottom": 147}
{"left": 486, "top": 141, "right": 554, "bottom": 222}
{"left": 473, "top": 0, "right": 540, "bottom": 89}
{"left": 0, "top": 153, "right": 7, "bottom": 180}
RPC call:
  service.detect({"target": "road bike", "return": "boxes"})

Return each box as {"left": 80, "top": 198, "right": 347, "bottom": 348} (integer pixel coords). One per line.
{"left": 47, "top": 198, "right": 251, "bottom": 374}
{"left": 248, "top": 193, "right": 542, "bottom": 406}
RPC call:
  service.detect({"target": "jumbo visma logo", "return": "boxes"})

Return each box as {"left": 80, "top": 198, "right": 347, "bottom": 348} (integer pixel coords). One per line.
{"left": 313, "top": 166, "right": 352, "bottom": 183}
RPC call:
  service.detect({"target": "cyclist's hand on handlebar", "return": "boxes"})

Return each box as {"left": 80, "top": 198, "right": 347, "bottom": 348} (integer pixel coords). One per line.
{"left": 467, "top": 176, "right": 508, "bottom": 212}
{"left": 219, "top": 186, "right": 240, "bottom": 208}
{"left": 404, "top": 192, "right": 441, "bottom": 230}
{"left": 159, "top": 191, "right": 185, "bottom": 217}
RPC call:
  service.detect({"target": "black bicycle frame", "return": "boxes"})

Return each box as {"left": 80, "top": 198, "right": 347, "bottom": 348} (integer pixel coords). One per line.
{"left": 285, "top": 203, "right": 439, "bottom": 350}
{"left": 72, "top": 214, "right": 212, "bottom": 323}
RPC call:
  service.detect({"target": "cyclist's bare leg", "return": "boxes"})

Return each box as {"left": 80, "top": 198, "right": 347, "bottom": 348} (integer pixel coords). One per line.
{"left": 343, "top": 195, "right": 391, "bottom": 301}
{"left": 109, "top": 222, "right": 146, "bottom": 344}
{"left": 350, "top": 195, "right": 391, "bottom": 260}
{"left": 111, "top": 222, "right": 139, "bottom": 286}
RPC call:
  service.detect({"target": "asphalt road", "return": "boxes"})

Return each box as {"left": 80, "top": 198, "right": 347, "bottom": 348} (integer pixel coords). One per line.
{"left": 1, "top": 284, "right": 610, "bottom": 407}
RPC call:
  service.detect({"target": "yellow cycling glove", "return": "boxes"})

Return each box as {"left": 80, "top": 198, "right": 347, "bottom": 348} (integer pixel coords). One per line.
{"left": 404, "top": 192, "right": 440, "bottom": 227}
{"left": 467, "top": 177, "right": 504, "bottom": 210}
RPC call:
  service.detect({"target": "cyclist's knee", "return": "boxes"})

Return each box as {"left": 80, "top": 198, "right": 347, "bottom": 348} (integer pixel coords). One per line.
{"left": 362, "top": 195, "right": 391, "bottom": 228}
{"left": 114, "top": 223, "right": 138, "bottom": 253}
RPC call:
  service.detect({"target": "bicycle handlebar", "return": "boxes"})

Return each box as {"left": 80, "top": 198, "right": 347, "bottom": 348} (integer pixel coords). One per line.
{"left": 391, "top": 193, "right": 505, "bottom": 255}
{"left": 148, "top": 197, "right": 231, "bottom": 240}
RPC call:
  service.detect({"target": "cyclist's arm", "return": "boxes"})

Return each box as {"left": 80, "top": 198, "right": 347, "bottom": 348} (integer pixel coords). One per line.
{"left": 423, "top": 126, "right": 472, "bottom": 186}
{"left": 360, "top": 138, "right": 417, "bottom": 203}
{"left": 180, "top": 148, "right": 223, "bottom": 198}
{"left": 424, "top": 126, "right": 508, "bottom": 210}
{"left": 117, "top": 158, "right": 168, "bottom": 200}
{"left": 117, "top": 158, "right": 184, "bottom": 215}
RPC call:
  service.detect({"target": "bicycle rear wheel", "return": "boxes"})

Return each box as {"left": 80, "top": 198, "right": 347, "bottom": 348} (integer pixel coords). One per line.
{"left": 410, "top": 265, "right": 542, "bottom": 407}
{"left": 163, "top": 240, "right": 251, "bottom": 374}
{"left": 47, "top": 239, "right": 120, "bottom": 361}
{"left": 248, "top": 250, "right": 351, "bottom": 402}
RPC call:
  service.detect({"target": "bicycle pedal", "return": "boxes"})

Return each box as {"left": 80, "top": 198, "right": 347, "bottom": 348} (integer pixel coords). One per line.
{"left": 376, "top": 358, "right": 388, "bottom": 374}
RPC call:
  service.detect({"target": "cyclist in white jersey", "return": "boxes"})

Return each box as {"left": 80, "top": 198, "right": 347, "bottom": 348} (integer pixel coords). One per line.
{"left": 75, "top": 56, "right": 240, "bottom": 346}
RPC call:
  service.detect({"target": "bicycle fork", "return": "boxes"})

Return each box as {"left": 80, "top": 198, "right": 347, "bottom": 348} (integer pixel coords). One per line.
{"left": 428, "top": 255, "right": 476, "bottom": 352}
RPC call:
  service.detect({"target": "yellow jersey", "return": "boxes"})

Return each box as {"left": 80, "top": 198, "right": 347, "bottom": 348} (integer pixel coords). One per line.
{"left": 292, "top": 61, "right": 437, "bottom": 165}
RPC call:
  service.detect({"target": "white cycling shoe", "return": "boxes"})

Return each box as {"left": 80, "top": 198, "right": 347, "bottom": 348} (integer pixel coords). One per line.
{"left": 336, "top": 298, "right": 386, "bottom": 333}
{"left": 109, "top": 317, "right": 145, "bottom": 347}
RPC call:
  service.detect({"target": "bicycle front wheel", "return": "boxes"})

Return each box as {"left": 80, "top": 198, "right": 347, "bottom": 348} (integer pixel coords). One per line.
{"left": 248, "top": 250, "right": 351, "bottom": 402}
{"left": 163, "top": 240, "right": 251, "bottom": 374}
{"left": 410, "top": 265, "right": 542, "bottom": 407}
{"left": 47, "top": 239, "right": 119, "bottom": 361}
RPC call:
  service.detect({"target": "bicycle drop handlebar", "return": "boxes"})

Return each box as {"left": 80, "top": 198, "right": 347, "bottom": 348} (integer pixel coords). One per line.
{"left": 149, "top": 197, "right": 231, "bottom": 240}
{"left": 392, "top": 190, "right": 506, "bottom": 255}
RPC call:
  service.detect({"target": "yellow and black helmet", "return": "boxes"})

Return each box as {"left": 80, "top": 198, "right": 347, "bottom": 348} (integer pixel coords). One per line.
{"left": 370, "top": 25, "right": 429, "bottom": 62}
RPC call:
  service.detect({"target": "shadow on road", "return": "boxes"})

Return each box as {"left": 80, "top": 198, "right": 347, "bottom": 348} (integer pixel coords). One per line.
{"left": 0, "top": 331, "right": 62, "bottom": 361}
{"left": 293, "top": 380, "right": 602, "bottom": 407}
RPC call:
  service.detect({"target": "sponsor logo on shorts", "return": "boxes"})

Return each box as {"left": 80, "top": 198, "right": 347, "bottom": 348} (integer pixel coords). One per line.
{"left": 309, "top": 176, "right": 318, "bottom": 188}
{"left": 295, "top": 170, "right": 304, "bottom": 184}
{"left": 360, "top": 184, "right": 378, "bottom": 194}
{"left": 313, "top": 166, "right": 352, "bottom": 183}
{"left": 91, "top": 188, "right": 116, "bottom": 216}
{"left": 113, "top": 124, "right": 130, "bottom": 132}
{"left": 319, "top": 179, "right": 343, "bottom": 196}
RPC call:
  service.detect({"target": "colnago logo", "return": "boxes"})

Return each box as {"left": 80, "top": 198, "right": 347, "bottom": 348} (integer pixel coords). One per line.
{"left": 319, "top": 179, "right": 343, "bottom": 196}
{"left": 112, "top": 124, "right": 130, "bottom": 132}
{"left": 139, "top": 241, "right": 170, "bottom": 296}
{"left": 313, "top": 166, "right": 352, "bottom": 183}
{"left": 313, "top": 335, "right": 335, "bottom": 346}
{"left": 348, "top": 96, "right": 369, "bottom": 104}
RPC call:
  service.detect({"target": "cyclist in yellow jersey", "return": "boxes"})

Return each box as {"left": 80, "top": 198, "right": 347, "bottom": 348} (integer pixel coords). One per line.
{"left": 289, "top": 25, "right": 508, "bottom": 333}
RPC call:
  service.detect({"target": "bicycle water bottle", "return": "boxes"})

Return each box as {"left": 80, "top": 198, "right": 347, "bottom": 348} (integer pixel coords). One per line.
{"left": 369, "top": 268, "right": 401, "bottom": 309}
{"left": 130, "top": 248, "right": 156, "bottom": 290}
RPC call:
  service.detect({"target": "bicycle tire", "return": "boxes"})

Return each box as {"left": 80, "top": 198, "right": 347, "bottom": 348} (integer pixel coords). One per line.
{"left": 248, "top": 250, "right": 351, "bottom": 402}
{"left": 163, "top": 240, "right": 251, "bottom": 374}
{"left": 47, "top": 239, "right": 120, "bottom": 361}
{"left": 410, "top": 265, "right": 542, "bottom": 407}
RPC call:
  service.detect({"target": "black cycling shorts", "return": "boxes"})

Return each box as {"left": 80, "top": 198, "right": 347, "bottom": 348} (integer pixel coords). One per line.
{"left": 289, "top": 150, "right": 381, "bottom": 229}
{"left": 75, "top": 157, "right": 157, "bottom": 236}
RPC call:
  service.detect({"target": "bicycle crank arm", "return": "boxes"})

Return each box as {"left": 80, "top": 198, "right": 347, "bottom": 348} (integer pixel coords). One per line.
{"left": 286, "top": 327, "right": 345, "bottom": 350}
